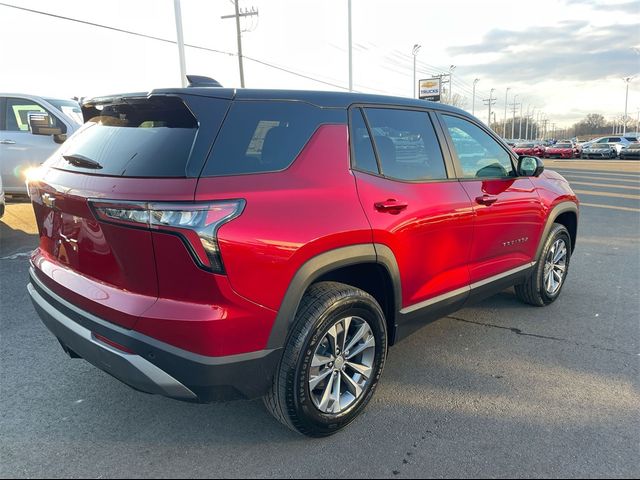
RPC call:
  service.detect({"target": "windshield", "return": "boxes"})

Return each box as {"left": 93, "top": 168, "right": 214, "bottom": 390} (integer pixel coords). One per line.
{"left": 555, "top": 144, "right": 572, "bottom": 148}
{"left": 515, "top": 143, "right": 535, "bottom": 148}
{"left": 44, "top": 98, "right": 83, "bottom": 125}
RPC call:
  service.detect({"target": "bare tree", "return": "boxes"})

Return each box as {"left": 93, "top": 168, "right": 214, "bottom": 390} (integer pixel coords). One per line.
{"left": 442, "top": 93, "right": 468, "bottom": 109}
{"left": 584, "top": 113, "right": 606, "bottom": 130}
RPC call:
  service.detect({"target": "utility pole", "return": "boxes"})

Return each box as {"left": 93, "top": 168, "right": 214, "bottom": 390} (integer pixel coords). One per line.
{"left": 483, "top": 89, "right": 496, "bottom": 129}
{"left": 348, "top": 0, "right": 353, "bottom": 91}
{"left": 518, "top": 101, "right": 523, "bottom": 139}
{"left": 542, "top": 118, "right": 549, "bottom": 140}
{"left": 173, "top": 0, "right": 187, "bottom": 87}
{"left": 525, "top": 106, "right": 531, "bottom": 140}
{"left": 503, "top": 87, "right": 510, "bottom": 138}
{"left": 412, "top": 44, "right": 421, "bottom": 98}
{"left": 623, "top": 76, "right": 634, "bottom": 135}
{"left": 510, "top": 95, "right": 519, "bottom": 140}
{"left": 449, "top": 65, "right": 456, "bottom": 104}
{"left": 472, "top": 78, "right": 479, "bottom": 115}
{"left": 221, "top": 1, "right": 259, "bottom": 88}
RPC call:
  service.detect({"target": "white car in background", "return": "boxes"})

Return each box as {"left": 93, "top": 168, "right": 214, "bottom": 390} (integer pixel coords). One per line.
{"left": 0, "top": 94, "right": 82, "bottom": 195}
{"left": 580, "top": 135, "right": 636, "bottom": 155}
{"left": 0, "top": 174, "right": 5, "bottom": 219}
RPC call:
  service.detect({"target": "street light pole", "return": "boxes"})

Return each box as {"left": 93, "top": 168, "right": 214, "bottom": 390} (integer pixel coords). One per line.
{"left": 412, "top": 44, "right": 421, "bottom": 99}
{"left": 503, "top": 87, "right": 510, "bottom": 138}
{"left": 472, "top": 78, "right": 479, "bottom": 115}
{"left": 511, "top": 94, "right": 518, "bottom": 140}
{"left": 623, "top": 76, "right": 634, "bottom": 135}
{"left": 173, "top": 0, "right": 187, "bottom": 87}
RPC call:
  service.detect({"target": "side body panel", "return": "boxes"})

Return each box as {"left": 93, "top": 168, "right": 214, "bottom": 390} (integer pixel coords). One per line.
{"left": 354, "top": 171, "right": 475, "bottom": 308}
{"left": 459, "top": 177, "right": 546, "bottom": 283}
{"left": 197, "top": 124, "right": 373, "bottom": 333}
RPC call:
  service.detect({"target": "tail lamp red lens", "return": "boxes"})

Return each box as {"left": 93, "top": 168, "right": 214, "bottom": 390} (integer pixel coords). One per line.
{"left": 89, "top": 199, "right": 245, "bottom": 273}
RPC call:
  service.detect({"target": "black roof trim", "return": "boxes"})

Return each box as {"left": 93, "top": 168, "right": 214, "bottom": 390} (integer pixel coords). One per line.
{"left": 83, "top": 88, "right": 469, "bottom": 114}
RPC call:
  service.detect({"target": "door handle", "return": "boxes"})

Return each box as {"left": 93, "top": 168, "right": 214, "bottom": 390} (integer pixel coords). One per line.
{"left": 374, "top": 199, "right": 408, "bottom": 214}
{"left": 475, "top": 195, "right": 498, "bottom": 206}
{"left": 0, "top": 139, "right": 16, "bottom": 145}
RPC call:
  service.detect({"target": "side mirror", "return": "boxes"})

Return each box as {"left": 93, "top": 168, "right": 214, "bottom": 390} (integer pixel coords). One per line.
{"left": 518, "top": 156, "right": 544, "bottom": 177}
{"left": 28, "top": 113, "right": 64, "bottom": 137}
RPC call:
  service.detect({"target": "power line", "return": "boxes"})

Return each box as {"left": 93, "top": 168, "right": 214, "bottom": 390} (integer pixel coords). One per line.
{"left": 0, "top": 1, "right": 356, "bottom": 92}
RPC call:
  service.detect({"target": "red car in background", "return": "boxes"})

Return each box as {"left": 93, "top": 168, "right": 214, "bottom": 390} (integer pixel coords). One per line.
{"left": 544, "top": 142, "right": 580, "bottom": 159}
{"left": 513, "top": 142, "right": 546, "bottom": 157}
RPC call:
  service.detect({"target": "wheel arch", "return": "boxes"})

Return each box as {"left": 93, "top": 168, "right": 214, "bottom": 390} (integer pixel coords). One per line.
{"left": 535, "top": 201, "right": 579, "bottom": 260}
{"left": 267, "top": 244, "right": 402, "bottom": 349}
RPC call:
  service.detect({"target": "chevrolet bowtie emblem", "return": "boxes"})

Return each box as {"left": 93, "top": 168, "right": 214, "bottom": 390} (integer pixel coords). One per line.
{"left": 42, "top": 193, "right": 56, "bottom": 209}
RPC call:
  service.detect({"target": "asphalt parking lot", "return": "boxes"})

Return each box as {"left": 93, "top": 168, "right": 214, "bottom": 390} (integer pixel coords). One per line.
{"left": 1, "top": 160, "right": 638, "bottom": 478}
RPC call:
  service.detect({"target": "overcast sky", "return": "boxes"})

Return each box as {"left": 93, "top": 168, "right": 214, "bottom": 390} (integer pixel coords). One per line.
{"left": 1, "top": 0, "right": 639, "bottom": 128}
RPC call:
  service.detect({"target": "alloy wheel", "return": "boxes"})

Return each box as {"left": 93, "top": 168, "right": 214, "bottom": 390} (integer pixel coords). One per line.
{"left": 544, "top": 238, "right": 567, "bottom": 295}
{"left": 308, "top": 316, "right": 376, "bottom": 414}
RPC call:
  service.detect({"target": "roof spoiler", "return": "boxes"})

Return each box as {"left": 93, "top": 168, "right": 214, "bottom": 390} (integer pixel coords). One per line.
{"left": 186, "top": 75, "right": 223, "bottom": 88}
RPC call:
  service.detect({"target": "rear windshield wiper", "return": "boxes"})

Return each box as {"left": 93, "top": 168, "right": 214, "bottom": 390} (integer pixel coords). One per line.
{"left": 63, "top": 154, "right": 103, "bottom": 170}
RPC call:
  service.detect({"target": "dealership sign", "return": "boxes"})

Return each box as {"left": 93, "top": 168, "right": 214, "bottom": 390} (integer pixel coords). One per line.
{"left": 419, "top": 78, "right": 441, "bottom": 102}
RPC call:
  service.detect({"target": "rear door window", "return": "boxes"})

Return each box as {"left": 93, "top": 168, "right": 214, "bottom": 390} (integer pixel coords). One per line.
{"left": 362, "top": 108, "right": 447, "bottom": 181}
{"left": 202, "top": 101, "right": 345, "bottom": 176}
{"left": 350, "top": 108, "right": 379, "bottom": 174}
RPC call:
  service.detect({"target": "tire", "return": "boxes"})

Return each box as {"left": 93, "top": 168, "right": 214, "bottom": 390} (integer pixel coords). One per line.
{"left": 515, "top": 224, "right": 572, "bottom": 307}
{"left": 264, "top": 281, "right": 388, "bottom": 437}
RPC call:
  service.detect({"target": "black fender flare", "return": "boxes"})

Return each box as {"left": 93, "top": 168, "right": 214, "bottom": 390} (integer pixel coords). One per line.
{"left": 535, "top": 201, "right": 579, "bottom": 261}
{"left": 266, "top": 243, "right": 402, "bottom": 349}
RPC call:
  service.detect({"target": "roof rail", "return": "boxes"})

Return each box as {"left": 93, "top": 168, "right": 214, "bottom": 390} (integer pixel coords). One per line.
{"left": 186, "top": 75, "right": 223, "bottom": 88}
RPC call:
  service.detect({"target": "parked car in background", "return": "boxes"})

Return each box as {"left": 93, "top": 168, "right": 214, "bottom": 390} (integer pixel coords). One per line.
{"left": 619, "top": 142, "right": 640, "bottom": 160}
{"left": 544, "top": 142, "right": 579, "bottom": 159}
{"left": 580, "top": 136, "right": 632, "bottom": 155}
{"left": 513, "top": 142, "right": 546, "bottom": 157}
{"left": 581, "top": 143, "right": 617, "bottom": 159}
{"left": 0, "top": 175, "right": 5, "bottom": 219}
{"left": 0, "top": 94, "right": 82, "bottom": 195}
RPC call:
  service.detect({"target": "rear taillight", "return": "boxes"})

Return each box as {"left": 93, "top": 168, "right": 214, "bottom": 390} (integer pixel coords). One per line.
{"left": 89, "top": 199, "right": 245, "bottom": 273}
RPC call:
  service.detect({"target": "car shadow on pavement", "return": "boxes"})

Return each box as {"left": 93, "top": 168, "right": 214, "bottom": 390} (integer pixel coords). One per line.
{"left": 0, "top": 219, "right": 38, "bottom": 258}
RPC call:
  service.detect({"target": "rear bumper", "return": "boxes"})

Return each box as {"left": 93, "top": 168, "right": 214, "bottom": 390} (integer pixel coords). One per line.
{"left": 28, "top": 268, "right": 282, "bottom": 402}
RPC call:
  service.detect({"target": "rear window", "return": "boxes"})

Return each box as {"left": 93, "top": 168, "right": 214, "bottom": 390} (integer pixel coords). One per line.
{"left": 202, "top": 101, "right": 345, "bottom": 176}
{"left": 51, "top": 96, "right": 202, "bottom": 177}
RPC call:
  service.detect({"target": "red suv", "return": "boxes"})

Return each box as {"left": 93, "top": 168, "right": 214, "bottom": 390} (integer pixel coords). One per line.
{"left": 27, "top": 87, "right": 579, "bottom": 437}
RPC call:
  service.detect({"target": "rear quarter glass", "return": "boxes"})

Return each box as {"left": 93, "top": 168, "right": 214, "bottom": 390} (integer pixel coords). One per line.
{"left": 201, "top": 100, "right": 346, "bottom": 177}
{"left": 46, "top": 95, "right": 230, "bottom": 177}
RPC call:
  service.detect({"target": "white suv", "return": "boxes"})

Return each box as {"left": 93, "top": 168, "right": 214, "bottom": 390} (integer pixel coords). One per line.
{"left": 0, "top": 94, "right": 82, "bottom": 195}
{"left": 581, "top": 136, "right": 635, "bottom": 155}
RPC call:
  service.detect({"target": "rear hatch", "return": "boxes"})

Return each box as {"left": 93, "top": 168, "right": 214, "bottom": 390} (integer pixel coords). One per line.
{"left": 29, "top": 93, "right": 230, "bottom": 328}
